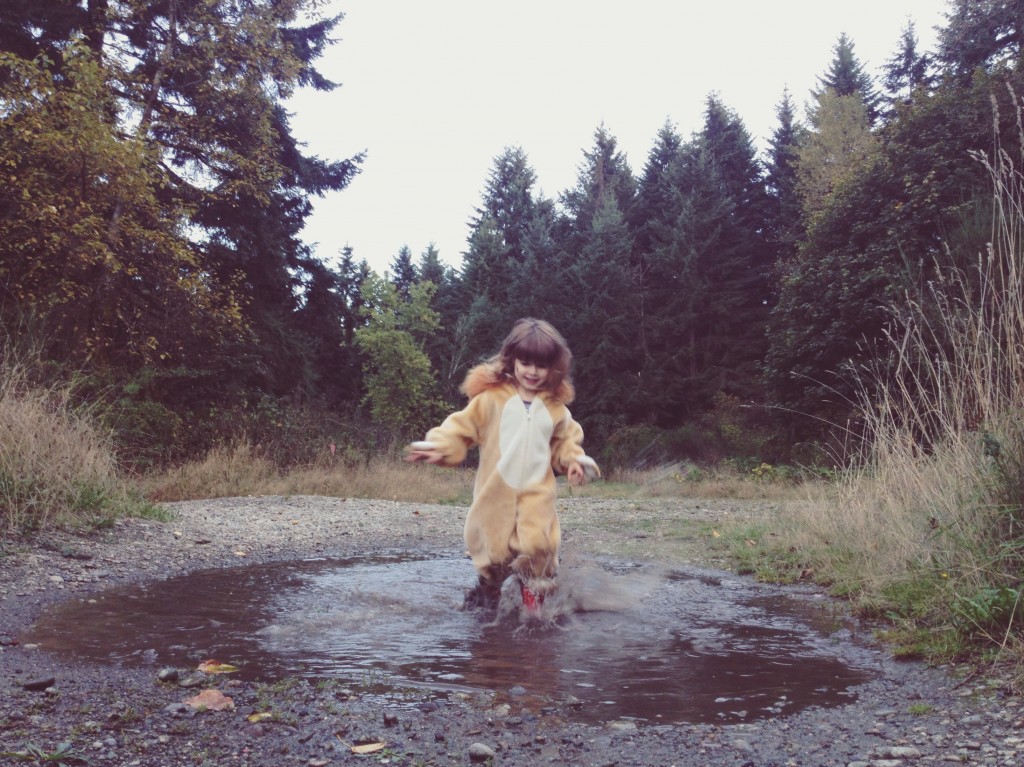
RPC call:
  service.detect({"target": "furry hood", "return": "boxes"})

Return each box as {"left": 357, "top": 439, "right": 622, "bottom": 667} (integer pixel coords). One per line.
{"left": 460, "top": 360, "right": 575, "bottom": 404}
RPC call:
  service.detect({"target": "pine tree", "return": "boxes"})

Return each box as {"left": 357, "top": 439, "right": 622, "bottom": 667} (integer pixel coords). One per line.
{"left": 764, "top": 88, "right": 805, "bottom": 266}
{"left": 562, "top": 190, "right": 639, "bottom": 442}
{"left": 389, "top": 245, "right": 417, "bottom": 301}
{"left": 560, "top": 124, "right": 637, "bottom": 247}
{"left": 882, "top": 19, "right": 934, "bottom": 112}
{"left": 629, "top": 121, "right": 685, "bottom": 375}
{"left": 937, "top": 0, "right": 1024, "bottom": 80}
{"left": 816, "top": 33, "right": 883, "bottom": 123}
{"left": 694, "top": 96, "right": 773, "bottom": 399}
{"left": 458, "top": 147, "right": 552, "bottom": 373}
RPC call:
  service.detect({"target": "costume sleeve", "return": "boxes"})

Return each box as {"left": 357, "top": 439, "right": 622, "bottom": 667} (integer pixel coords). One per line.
{"left": 423, "top": 394, "right": 487, "bottom": 467}
{"left": 550, "top": 409, "right": 590, "bottom": 474}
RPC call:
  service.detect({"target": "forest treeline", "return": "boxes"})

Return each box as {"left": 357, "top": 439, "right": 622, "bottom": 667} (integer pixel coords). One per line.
{"left": 1, "top": 1, "right": 1022, "bottom": 471}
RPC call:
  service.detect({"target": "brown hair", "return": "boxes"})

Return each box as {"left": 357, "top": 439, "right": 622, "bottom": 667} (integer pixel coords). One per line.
{"left": 493, "top": 318, "right": 573, "bottom": 394}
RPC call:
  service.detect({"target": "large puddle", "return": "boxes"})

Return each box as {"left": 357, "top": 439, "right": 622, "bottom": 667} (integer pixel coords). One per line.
{"left": 23, "top": 554, "right": 880, "bottom": 724}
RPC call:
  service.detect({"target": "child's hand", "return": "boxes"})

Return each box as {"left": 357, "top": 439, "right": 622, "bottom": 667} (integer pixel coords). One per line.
{"left": 405, "top": 441, "right": 444, "bottom": 464}
{"left": 567, "top": 456, "right": 600, "bottom": 486}
{"left": 567, "top": 461, "right": 587, "bottom": 486}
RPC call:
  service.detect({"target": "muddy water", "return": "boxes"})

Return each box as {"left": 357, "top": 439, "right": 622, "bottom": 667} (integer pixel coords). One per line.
{"left": 23, "top": 554, "right": 880, "bottom": 724}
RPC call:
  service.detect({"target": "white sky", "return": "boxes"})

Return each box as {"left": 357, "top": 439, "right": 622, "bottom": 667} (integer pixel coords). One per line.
{"left": 287, "top": 0, "right": 952, "bottom": 275}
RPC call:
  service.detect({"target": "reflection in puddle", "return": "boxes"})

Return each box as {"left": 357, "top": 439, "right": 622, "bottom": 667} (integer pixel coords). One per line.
{"left": 24, "top": 554, "right": 879, "bottom": 723}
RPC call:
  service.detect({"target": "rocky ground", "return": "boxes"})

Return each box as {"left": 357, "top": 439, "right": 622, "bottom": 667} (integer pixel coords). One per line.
{"left": 0, "top": 495, "right": 1021, "bottom": 767}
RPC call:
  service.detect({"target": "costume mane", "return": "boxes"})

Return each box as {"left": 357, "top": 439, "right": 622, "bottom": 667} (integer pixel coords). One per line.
{"left": 460, "top": 360, "right": 575, "bottom": 404}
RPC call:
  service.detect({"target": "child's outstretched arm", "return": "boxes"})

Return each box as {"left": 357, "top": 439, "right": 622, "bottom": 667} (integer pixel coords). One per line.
{"left": 404, "top": 441, "right": 446, "bottom": 464}
{"left": 405, "top": 396, "right": 487, "bottom": 467}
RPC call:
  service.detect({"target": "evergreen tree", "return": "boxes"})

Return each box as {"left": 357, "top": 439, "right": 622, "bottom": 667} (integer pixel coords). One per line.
{"left": 694, "top": 96, "right": 773, "bottom": 399}
{"left": 641, "top": 141, "right": 733, "bottom": 422}
{"left": 0, "top": 0, "right": 86, "bottom": 63}
{"left": 0, "top": 0, "right": 361, "bottom": 396}
{"left": 389, "top": 245, "right": 417, "bottom": 301}
{"left": 816, "top": 32, "right": 883, "bottom": 123}
{"left": 764, "top": 88, "right": 805, "bottom": 266}
{"left": 882, "top": 19, "right": 934, "bottom": 113}
{"left": 458, "top": 147, "right": 552, "bottom": 375}
{"left": 416, "top": 243, "right": 465, "bottom": 402}
{"left": 560, "top": 124, "right": 637, "bottom": 247}
{"left": 294, "top": 258, "right": 361, "bottom": 406}
{"left": 629, "top": 121, "right": 685, "bottom": 374}
{"left": 562, "top": 190, "right": 639, "bottom": 442}
{"left": 937, "top": 0, "right": 1024, "bottom": 80}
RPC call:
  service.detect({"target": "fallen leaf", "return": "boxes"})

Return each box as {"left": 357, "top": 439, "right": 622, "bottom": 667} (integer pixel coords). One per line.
{"left": 247, "top": 712, "right": 273, "bottom": 723}
{"left": 350, "top": 742, "right": 387, "bottom": 755}
{"left": 234, "top": 550, "right": 247, "bottom": 557}
{"left": 711, "top": 530, "right": 721, "bottom": 538}
{"left": 198, "top": 660, "right": 238, "bottom": 674}
{"left": 184, "top": 688, "right": 234, "bottom": 711}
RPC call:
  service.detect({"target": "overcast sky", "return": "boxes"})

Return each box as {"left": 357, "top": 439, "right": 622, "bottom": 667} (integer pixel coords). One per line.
{"left": 286, "top": 0, "right": 953, "bottom": 275}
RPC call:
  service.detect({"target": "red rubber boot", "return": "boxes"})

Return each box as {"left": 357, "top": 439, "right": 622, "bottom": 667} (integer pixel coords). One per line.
{"left": 519, "top": 580, "right": 545, "bottom": 615}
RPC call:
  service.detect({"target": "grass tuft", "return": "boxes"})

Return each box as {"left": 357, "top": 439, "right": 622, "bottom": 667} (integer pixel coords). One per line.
{"left": 0, "top": 351, "right": 156, "bottom": 534}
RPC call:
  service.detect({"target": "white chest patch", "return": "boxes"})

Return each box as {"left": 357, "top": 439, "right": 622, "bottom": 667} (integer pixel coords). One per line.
{"left": 496, "top": 397, "right": 554, "bottom": 490}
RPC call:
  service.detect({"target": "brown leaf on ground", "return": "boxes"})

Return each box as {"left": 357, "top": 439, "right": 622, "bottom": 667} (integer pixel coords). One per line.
{"left": 184, "top": 688, "right": 235, "bottom": 711}
{"left": 197, "top": 660, "right": 238, "bottom": 674}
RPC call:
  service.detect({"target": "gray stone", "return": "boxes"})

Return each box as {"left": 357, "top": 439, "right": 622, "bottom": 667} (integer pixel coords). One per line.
{"left": 468, "top": 742, "right": 496, "bottom": 762}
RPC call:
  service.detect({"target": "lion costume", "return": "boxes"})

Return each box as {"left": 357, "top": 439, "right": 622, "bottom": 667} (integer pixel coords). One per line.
{"left": 421, "top": 361, "right": 598, "bottom": 597}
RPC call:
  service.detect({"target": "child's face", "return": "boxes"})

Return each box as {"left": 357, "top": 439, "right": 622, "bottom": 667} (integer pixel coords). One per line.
{"left": 514, "top": 358, "right": 550, "bottom": 395}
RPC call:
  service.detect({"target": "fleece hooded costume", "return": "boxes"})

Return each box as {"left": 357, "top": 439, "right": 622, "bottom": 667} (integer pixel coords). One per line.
{"left": 422, "top": 361, "right": 597, "bottom": 595}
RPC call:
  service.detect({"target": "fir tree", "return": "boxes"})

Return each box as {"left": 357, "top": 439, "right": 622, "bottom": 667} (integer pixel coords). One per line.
{"left": 764, "top": 88, "right": 805, "bottom": 266}
{"left": 883, "top": 19, "right": 934, "bottom": 111}
{"left": 816, "top": 33, "right": 883, "bottom": 123}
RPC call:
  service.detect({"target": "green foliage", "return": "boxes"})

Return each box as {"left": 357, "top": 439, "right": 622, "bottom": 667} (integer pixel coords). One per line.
{"left": 952, "top": 585, "right": 1024, "bottom": 640}
{"left": 355, "top": 273, "right": 445, "bottom": 437}
{"left": 0, "top": 741, "right": 89, "bottom": 766}
{"left": 0, "top": 1, "right": 363, "bottom": 462}
{"left": 816, "top": 32, "right": 882, "bottom": 122}
{"left": 0, "top": 45, "right": 234, "bottom": 368}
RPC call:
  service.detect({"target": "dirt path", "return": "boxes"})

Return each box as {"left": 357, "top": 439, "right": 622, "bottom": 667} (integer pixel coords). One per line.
{"left": 1, "top": 496, "right": 1021, "bottom": 766}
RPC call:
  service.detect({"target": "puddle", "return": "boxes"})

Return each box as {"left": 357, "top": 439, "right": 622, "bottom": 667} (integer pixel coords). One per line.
{"left": 23, "top": 554, "right": 879, "bottom": 724}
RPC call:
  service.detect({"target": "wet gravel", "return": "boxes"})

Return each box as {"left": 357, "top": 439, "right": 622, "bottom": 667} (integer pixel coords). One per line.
{"left": 1, "top": 495, "right": 1021, "bottom": 767}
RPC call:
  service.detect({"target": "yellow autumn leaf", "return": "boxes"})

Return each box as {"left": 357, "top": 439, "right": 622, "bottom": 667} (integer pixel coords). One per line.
{"left": 247, "top": 712, "right": 273, "bottom": 723}
{"left": 183, "top": 688, "right": 234, "bottom": 711}
{"left": 711, "top": 529, "right": 721, "bottom": 538}
{"left": 350, "top": 742, "right": 387, "bottom": 755}
{"left": 198, "top": 660, "right": 238, "bottom": 674}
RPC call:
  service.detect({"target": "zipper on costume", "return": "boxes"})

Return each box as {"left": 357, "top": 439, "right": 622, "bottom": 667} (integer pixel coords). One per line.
{"left": 517, "top": 400, "right": 532, "bottom": 488}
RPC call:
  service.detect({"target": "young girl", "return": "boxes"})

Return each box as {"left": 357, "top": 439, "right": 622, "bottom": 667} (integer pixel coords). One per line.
{"left": 405, "top": 318, "right": 599, "bottom": 614}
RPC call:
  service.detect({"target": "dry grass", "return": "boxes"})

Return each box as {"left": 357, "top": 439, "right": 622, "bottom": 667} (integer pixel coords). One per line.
{"left": 143, "top": 441, "right": 475, "bottom": 505}
{"left": 0, "top": 356, "right": 151, "bottom": 533}
{"left": 577, "top": 463, "right": 814, "bottom": 501}
{"left": 145, "top": 445, "right": 813, "bottom": 507}
{"left": 754, "top": 137, "right": 1024, "bottom": 676}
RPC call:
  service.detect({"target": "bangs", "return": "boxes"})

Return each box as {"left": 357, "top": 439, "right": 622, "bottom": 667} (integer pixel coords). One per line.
{"left": 512, "top": 331, "right": 561, "bottom": 368}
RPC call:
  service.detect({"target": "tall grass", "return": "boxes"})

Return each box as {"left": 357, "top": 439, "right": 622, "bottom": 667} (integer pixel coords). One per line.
{"left": 0, "top": 352, "right": 159, "bottom": 534}
{"left": 763, "top": 132, "right": 1024, "bottom": 670}
{"left": 143, "top": 440, "right": 476, "bottom": 505}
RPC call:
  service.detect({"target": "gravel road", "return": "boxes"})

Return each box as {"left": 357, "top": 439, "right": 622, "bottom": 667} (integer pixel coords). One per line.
{"left": 0, "top": 495, "right": 1021, "bottom": 766}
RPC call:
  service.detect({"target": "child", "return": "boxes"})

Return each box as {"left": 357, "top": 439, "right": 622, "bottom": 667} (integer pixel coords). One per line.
{"left": 405, "top": 318, "right": 599, "bottom": 615}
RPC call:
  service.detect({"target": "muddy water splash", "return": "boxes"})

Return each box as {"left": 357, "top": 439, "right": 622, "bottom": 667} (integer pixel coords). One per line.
{"left": 24, "top": 554, "right": 879, "bottom": 724}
